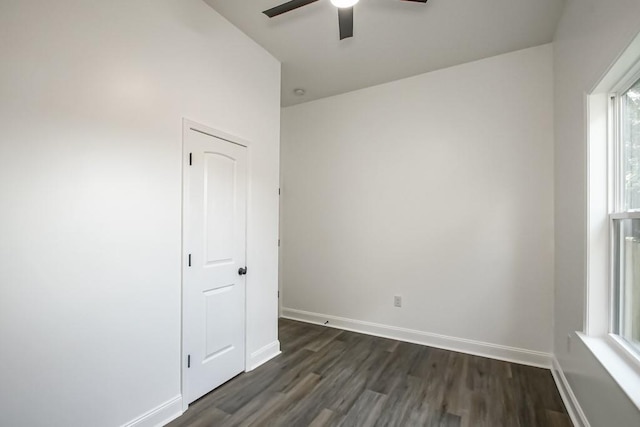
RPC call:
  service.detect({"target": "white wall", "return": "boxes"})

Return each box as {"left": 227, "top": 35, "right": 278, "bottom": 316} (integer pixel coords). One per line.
{"left": 553, "top": 0, "right": 640, "bottom": 425}
{"left": 0, "top": 1, "right": 280, "bottom": 426}
{"left": 281, "top": 45, "right": 554, "bottom": 361}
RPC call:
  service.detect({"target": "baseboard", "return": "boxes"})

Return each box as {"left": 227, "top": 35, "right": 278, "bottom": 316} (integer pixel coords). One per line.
{"left": 281, "top": 307, "right": 551, "bottom": 368}
{"left": 121, "top": 395, "right": 183, "bottom": 427}
{"left": 550, "top": 357, "right": 590, "bottom": 427}
{"left": 247, "top": 340, "right": 281, "bottom": 371}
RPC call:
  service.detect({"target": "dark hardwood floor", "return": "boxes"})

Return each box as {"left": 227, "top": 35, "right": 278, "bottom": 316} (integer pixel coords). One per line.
{"left": 168, "top": 319, "right": 571, "bottom": 427}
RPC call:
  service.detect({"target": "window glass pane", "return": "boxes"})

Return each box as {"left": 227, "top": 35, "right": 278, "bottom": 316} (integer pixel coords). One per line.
{"left": 614, "top": 218, "right": 640, "bottom": 354}
{"left": 622, "top": 78, "right": 640, "bottom": 210}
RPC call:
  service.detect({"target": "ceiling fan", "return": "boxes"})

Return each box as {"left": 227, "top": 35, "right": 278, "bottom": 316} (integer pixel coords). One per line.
{"left": 263, "top": 0, "right": 428, "bottom": 40}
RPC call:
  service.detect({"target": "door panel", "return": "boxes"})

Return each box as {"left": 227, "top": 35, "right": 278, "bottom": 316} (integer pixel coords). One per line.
{"left": 183, "top": 125, "right": 247, "bottom": 405}
{"left": 204, "top": 284, "right": 235, "bottom": 359}
{"left": 204, "top": 153, "right": 235, "bottom": 264}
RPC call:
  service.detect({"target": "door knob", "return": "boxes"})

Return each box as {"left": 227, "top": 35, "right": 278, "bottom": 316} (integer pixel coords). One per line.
{"left": 238, "top": 267, "right": 247, "bottom": 276}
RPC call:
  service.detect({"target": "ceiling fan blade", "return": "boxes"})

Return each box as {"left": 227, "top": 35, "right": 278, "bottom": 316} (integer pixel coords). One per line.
{"left": 263, "top": 0, "right": 320, "bottom": 18}
{"left": 401, "top": 0, "right": 428, "bottom": 2}
{"left": 338, "top": 7, "right": 354, "bottom": 40}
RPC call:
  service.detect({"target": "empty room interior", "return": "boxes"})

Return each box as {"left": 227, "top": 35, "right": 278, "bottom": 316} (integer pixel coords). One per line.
{"left": 2, "top": 0, "right": 640, "bottom": 426}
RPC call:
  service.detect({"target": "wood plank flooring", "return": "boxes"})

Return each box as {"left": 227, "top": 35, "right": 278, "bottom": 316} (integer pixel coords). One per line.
{"left": 168, "top": 319, "right": 571, "bottom": 427}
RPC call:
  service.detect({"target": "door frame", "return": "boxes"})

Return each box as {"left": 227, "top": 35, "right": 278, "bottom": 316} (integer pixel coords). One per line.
{"left": 181, "top": 118, "right": 251, "bottom": 411}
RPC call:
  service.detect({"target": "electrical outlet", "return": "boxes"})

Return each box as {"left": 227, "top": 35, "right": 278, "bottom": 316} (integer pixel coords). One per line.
{"left": 394, "top": 295, "right": 402, "bottom": 308}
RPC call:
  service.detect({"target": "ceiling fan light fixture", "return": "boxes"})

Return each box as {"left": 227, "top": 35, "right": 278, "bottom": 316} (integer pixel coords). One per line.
{"left": 330, "top": 0, "right": 359, "bottom": 8}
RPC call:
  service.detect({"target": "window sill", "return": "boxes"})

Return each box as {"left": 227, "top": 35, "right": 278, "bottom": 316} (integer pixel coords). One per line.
{"left": 577, "top": 332, "right": 640, "bottom": 411}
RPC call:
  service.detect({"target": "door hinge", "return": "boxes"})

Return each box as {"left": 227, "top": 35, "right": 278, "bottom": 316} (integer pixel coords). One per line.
{"left": 278, "top": 188, "right": 281, "bottom": 195}
{"left": 188, "top": 254, "right": 191, "bottom": 267}
{"left": 278, "top": 291, "right": 280, "bottom": 298}
{"left": 187, "top": 354, "right": 191, "bottom": 368}
{"left": 278, "top": 239, "right": 280, "bottom": 247}
{"left": 189, "top": 153, "right": 192, "bottom": 166}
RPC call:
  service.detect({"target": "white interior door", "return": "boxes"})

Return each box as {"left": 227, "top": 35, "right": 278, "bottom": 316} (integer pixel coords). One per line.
{"left": 183, "top": 122, "right": 247, "bottom": 405}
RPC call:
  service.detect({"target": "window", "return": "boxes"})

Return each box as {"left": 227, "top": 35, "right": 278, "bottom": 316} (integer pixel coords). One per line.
{"left": 582, "top": 35, "right": 640, "bottom": 406}
{"left": 611, "top": 75, "right": 640, "bottom": 356}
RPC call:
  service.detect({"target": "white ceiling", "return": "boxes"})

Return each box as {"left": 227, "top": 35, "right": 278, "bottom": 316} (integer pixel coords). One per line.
{"left": 204, "top": 0, "right": 565, "bottom": 106}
